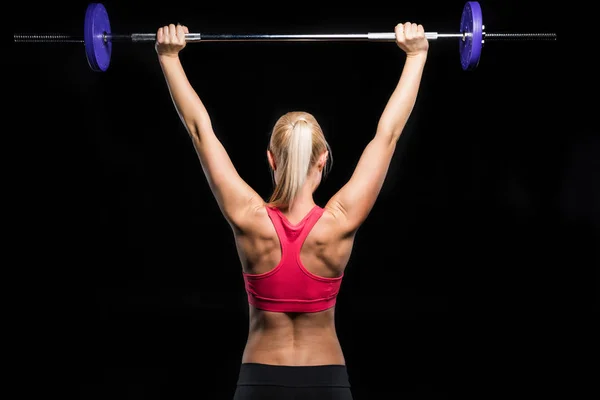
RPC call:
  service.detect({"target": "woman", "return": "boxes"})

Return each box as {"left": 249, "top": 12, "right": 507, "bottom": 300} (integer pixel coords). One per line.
{"left": 155, "top": 20, "right": 429, "bottom": 400}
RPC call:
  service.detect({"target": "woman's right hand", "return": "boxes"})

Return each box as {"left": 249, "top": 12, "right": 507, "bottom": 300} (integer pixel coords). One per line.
{"left": 395, "top": 22, "right": 429, "bottom": 58}
{"left": 155, "top": 23, "right": 189, "bottom": 58}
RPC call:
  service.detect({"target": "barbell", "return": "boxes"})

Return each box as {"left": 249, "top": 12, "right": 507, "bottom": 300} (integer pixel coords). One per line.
{"left": 14, "top": 1, "right": 556, "bottom": 72}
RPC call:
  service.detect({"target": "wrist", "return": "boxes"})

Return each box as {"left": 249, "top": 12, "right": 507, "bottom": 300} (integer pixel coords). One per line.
{"left": 406, "top": 52, "right": 427, "bottom": 62}
{"left": 158, "top": 53, "right": 181, "bottom": 63}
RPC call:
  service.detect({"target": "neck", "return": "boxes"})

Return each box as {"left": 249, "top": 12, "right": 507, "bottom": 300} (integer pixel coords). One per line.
{"left": 284, "top": 178, "right": 319, "bottom": 214}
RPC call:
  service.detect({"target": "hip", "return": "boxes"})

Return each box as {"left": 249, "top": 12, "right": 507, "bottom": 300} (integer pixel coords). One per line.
{"left": 233, "top": 362, "right": 353, "bottom": 400}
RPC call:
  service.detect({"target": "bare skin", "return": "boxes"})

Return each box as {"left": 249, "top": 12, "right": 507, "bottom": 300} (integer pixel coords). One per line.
{"left": 155, "top": 22, "right": 428, "bottom": 366}
{"left": 236, "top": 191, "right": 353, "bottom": 365}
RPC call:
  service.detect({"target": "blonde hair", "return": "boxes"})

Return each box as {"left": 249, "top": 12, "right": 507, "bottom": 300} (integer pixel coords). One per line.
{"left": 267, "top": 111, "right": 332, "bottom": 209}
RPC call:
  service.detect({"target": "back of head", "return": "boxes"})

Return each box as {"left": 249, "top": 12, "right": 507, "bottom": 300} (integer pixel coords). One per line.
{"left": 268, "top": 111, "right": 332, "bottom": 209}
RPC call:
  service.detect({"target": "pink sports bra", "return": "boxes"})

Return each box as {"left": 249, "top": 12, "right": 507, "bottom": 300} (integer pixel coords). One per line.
{"left": 242, "top": 205, "right": 343, "bottom": 313}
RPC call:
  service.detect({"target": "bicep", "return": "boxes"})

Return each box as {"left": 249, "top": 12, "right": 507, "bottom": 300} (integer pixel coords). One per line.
{"left": 326, "top": 135, "right": 396, "bottom": 233}
{"left": 191, "top": 131, "right": 264, "bottom": 227}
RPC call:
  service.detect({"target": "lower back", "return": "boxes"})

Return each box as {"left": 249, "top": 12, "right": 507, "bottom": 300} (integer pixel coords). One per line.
{"left": 241, "top": 306, "right": 346, "bottom": 366}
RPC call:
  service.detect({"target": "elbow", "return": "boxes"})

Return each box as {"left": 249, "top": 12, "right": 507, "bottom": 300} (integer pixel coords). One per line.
{"left": 377, "top": 111, "right": 412, "bottom": 142}
{"left": 177, "top": 117, "right": 198, "bottom": 141}
{"left": 375, "top": 124, "right": 404, "bottom": 144}
{"left": 187, "top": 129, "right": 201, "bottom": 143}
{"left": 183, "top": 117, "right": 212, "bottom": 142}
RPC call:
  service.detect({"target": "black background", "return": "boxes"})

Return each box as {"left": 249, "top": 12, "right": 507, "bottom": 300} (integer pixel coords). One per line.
{"left": 10, "top": 1, "right": 597, "bottom": 399}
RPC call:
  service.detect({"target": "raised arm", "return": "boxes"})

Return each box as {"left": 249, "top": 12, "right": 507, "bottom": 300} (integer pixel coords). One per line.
{"left": 326, "top": 22, "right": 429, "bottom": 234}
{"left": 156, "top": 24, "right": 263, "bottom": 229}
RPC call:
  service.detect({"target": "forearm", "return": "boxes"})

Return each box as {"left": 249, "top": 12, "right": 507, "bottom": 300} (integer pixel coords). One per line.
{"left": 376, "top": 53, "right": 427, "bottom": 141}
{"left": 158, "top": 54, "right": 212, "bottom": 139}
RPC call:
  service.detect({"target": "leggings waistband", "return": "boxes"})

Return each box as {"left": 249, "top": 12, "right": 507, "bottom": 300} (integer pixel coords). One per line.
{"left": 236, "top": 363, "right": 351, "bottom": 388}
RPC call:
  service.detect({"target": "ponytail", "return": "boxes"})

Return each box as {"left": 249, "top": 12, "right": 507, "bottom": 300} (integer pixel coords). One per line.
{"left": 268, "top": 118, "right": 313, "bottom": 208}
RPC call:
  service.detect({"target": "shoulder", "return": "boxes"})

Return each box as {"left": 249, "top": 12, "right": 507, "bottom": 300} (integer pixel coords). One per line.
{"left": 319, "top": 203, "right": 358, "bottom": 238}
{"left": 314, "top": 205, "right": 352, "bottom": 237}
{"left": 232, "top": 201, "right": 272, "bottom": 234}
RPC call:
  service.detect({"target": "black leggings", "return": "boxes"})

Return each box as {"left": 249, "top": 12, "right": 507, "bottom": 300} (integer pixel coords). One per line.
{"left": 233, "top": 362, "right": 353, "bottom": 400}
